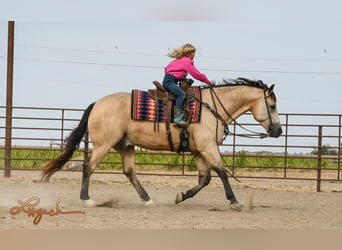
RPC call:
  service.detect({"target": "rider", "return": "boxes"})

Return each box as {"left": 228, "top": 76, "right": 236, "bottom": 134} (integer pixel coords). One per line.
{"left": 163, "top": 43, "right": 214, "bottom": 125}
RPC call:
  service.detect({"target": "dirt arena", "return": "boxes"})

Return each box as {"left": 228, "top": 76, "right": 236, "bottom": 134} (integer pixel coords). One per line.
{"left": 0, "top": 170, "right": 341, "bottom": 229}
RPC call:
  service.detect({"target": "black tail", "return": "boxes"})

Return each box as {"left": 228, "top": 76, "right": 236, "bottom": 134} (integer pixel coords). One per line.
{"left": 41, "top": 102, "right": 95, "bottom": 182}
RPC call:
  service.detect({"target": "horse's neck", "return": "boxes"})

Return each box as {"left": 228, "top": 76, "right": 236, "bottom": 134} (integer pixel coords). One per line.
{"left": 204, "top": 86, "right": 262, "bottom": 122}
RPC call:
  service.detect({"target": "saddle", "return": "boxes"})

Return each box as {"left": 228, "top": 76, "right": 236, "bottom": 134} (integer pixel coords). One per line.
{"left": 148, "top": 81, "right": 175, "bottom": 100}
{"left": 148, "top": 79, "right": 194, "bottom": 101}
{"left": 148, "top": 78, "right": 194, "bottom": 152}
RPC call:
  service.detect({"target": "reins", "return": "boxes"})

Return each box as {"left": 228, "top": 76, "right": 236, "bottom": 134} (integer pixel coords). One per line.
{"left": 207, "top": 88, "right": 241, "bottom": 183}
{"left": 193, "top": 85, "right": 274, "bottom": 183}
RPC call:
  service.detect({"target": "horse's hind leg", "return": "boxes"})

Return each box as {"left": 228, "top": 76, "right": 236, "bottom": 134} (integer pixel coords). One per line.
{"left": 175, "top": 153, "right": 211, "bottom": 204}
{"left": 81, "top": 144, "right": 111, "bottom": 206}
{"left": 115, "top": 145, "right": 153, "bottom": 206}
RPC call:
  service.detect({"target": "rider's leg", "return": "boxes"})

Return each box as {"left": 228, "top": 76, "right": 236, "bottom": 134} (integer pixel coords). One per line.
{"left": 163, "top": 74, "right": 186, "bottom": 125}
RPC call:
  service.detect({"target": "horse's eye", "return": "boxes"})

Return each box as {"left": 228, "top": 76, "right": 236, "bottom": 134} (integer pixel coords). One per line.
{"left": 269, "top": 105, "right": 276, "bottom": 111}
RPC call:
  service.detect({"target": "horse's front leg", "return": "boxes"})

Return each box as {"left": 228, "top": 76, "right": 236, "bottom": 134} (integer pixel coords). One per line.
{"left": 115, "top": 145, "right": 153, "bottom": 206}
{"left": 200, "top": 150, "right": 241, "bottom": 211}
{"left": 175, "top": 153, "right": 211, "bottom": 203}
{"left": 212, "top": 166, "right": 240, "bottom": 211}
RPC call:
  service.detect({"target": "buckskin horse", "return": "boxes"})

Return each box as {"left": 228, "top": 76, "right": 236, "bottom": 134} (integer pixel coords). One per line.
{"left": 41, "top": 78, "right": 282, "bottom": 211}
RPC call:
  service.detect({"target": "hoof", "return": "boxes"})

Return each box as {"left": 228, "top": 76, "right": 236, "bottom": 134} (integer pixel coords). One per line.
{"left": 175, "top": 192, "right": 183, "bottom": 204}
{"left": 83, "top": 199, "right": 96, "bottom": 207}
{"left": 230, "top": 203, "right": 242, "bottom": 212}
{"left": 41, "top": 178, "right": 50, "bottom": 184}
{"left": 145, "top": 199, "right": 155, "bottom": 207}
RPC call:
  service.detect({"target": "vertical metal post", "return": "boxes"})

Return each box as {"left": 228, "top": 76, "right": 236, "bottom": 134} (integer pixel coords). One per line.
{"left": 232, "top": 122, "right": 237, "bottom": 174}
{"left": 4, "top": 21, "right": 15, "bottom": 178}
{"left": 284, "top": 114, "right": 289, "bottom": 178}
{"left": 60, "top": 109, "right": 65, "bottom": 151}
{"left": 317, "top": 126, "right": 322, "bottom": 192}
{"left": 338, "top": 115, "right": 341, "bottom": 181}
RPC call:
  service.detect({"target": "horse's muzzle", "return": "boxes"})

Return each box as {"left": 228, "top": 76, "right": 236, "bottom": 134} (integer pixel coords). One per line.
{"left": 268, "top": 123, "right": 282, "bottom": 138}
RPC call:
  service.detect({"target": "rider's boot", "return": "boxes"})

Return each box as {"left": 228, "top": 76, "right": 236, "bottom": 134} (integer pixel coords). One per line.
{"left": 173, "top": 106, "right": 187, "bottom": 126}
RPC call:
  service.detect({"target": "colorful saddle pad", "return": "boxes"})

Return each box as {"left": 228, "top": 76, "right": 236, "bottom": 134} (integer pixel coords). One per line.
{"left": 131, "top": 87, "right": 202, "bottom": 123}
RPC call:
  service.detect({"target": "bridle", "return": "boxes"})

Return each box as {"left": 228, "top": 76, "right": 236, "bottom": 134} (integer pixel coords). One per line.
{"left": 263, "top": 87, "right": 275, "bottom": 135}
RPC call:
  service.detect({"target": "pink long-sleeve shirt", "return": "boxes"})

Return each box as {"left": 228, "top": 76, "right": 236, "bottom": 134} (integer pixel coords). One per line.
{"left": 164, "top": 56, "right": 212, "bottom": 85}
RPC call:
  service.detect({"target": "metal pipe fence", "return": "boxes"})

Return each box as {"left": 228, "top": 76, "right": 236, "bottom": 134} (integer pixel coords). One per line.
{"left": 0, "top": 106, "right": 341, "bottom": 191}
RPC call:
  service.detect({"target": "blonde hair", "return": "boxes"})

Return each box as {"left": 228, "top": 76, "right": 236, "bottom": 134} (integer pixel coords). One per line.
{"left": 168, "top": 43, "right": 196, "bottom": 59}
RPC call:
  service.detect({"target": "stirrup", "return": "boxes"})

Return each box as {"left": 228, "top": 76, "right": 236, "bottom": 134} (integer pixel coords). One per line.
{"left": 174, "top": 114, "right": 187, "bottom": 125}
{"left": 175, "top": 120, "right": 187, "bottom": 126}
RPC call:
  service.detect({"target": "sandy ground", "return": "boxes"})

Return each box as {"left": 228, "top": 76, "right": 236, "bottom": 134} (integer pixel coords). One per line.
{"left": 0, "top": 169, "right": 341, "bottom": 229}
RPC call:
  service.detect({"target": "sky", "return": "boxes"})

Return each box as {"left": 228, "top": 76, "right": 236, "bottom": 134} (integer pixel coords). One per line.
{"left": 0, "top": 0, "right": 341, "bottom": 151}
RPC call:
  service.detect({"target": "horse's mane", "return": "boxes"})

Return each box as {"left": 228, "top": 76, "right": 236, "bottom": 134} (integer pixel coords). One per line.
{"left": 202, "top": 77, "right": 269, "bottom": 90}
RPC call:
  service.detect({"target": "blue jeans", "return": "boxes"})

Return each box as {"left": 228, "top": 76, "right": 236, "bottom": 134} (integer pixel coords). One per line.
{"left": 162, "top": 74, "right": 185, "bottom": 108}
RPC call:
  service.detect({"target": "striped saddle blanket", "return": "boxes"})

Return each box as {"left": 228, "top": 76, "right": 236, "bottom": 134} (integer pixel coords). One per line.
{"left": 131, "top": 87, "right": 202, "bottom": 123}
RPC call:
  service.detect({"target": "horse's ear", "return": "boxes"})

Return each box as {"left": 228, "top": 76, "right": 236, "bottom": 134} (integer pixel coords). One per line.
{"left": 268, "top": 84, "right": 275, "bottom": 93}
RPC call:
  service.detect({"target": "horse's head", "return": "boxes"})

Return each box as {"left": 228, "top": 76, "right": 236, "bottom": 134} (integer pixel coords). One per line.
{"left": 250, "top": 84, "right": 282, "bottom": 138}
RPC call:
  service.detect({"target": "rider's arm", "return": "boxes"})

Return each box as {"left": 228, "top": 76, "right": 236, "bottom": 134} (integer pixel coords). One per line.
{"left": 183, "top": 57, "right": 213, "bottom": 85}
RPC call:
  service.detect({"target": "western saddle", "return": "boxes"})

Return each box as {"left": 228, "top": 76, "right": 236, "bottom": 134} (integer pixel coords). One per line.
{"left": 148, "top": 78, "right": 194, "bottom": 152}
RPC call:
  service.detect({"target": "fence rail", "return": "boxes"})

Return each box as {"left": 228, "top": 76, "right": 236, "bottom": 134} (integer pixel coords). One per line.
{"left": 0, "top": 106, "right": 341, "bottom": 191}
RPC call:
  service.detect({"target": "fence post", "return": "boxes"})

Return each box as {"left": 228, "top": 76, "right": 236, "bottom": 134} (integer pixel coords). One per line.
{"left": 4, "top": 21, "right": 15, "bottom": 178}
{"left": 338, "top": 115, "right": 341, "bottom": 181}
{"left": 232, "top": 122, "right": 237, "bottom": 174}
{"left": 284, "top": 114, "right": 289, "bottom": 178}
{"left": 60, "top": 109, "right": 65, "bottom": 152}
{"left": 317, "top": 126, "right": 322, "bottom": 192}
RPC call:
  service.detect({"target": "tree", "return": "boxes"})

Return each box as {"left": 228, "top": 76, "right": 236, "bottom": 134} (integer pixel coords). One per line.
{"left": 311, "top": 143, "right": 340, "bottom": 155}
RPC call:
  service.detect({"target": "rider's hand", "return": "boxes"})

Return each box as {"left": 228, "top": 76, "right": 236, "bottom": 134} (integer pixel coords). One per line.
{"left": 209, "top": 80, "right": 216, "bottom": 85}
